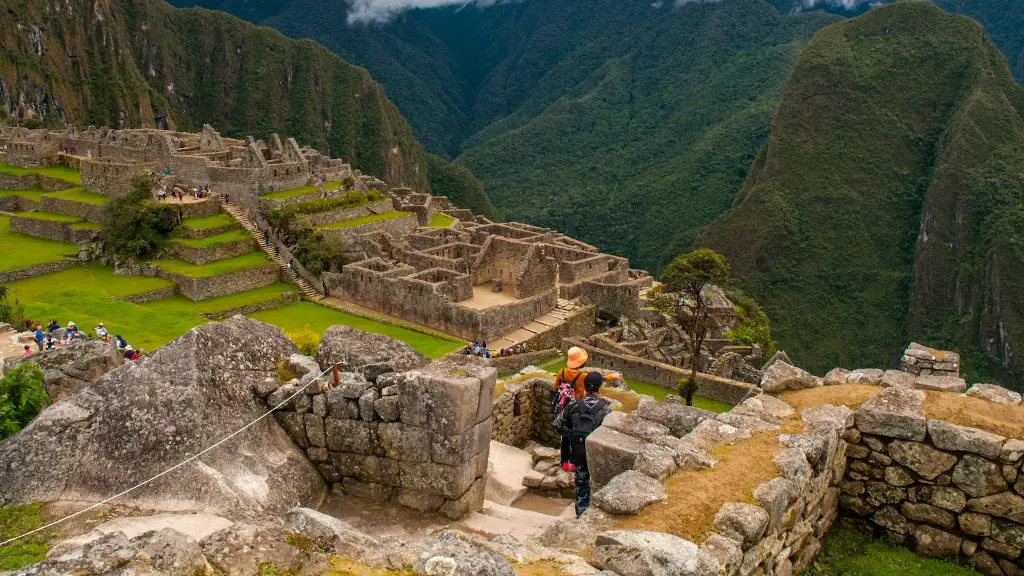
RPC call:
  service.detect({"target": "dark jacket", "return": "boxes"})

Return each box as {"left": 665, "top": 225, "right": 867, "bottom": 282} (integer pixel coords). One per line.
{"left": 553, "top": 393, "right": 611, "bottom": 440}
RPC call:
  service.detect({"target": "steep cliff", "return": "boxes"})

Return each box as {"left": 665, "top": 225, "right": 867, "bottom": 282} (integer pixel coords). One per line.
{"left": 0, "top": 0, "right": 431, "bottom": 190}
{"left": 700, "top": 2, "right": 1024, "bottom": 386}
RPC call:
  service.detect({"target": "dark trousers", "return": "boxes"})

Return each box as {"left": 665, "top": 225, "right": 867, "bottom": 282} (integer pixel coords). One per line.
{"left": 570, "top": 437, "right": 590, "bottom": 518}
{"left": 560, "top": 433, "right": 572, "bottom": 465}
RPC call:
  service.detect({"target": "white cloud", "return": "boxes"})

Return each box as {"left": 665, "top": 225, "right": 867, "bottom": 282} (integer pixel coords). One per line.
{"left": 799, "top": 0, "right": 874, "bottom": 10}
{"left": 346, "top": 0, "right": 511, "bottom": 24}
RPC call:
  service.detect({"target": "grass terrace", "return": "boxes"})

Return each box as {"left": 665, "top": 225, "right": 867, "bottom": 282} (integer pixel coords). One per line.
{"left": 805, "top": 528, "right": 980, "bottom": 576}
{"left": 249, "top": 301, "right": 465, "bottom": 359}
{"left": 169, "top": 228, "right": 251, "bottom": 248}
{"left": 0, "top": 162, "right": 81, "bottom": 184}
{"left": 0, "top": 216, "right": 79, "bottom": 272}
{"left": 12, "top": 211, "right": 82, "bottom": 223}
{"left": 6, "top": 264, "right": 299, "bottom": 350}
{"left": 0, "top": 187, "right": 45, "bottom": 203}
{"left": 70, "top": 221, "right": 102, "bottom": 231}
{"left": 261, "top": 180, "right": 343, "bottom": 200}
{"left": 42, "top": 188, "right": 109, "bottom": 205}
{"left": 179, "top": 213, "right": 236, "bottom": 230}
{"left": 428, "top": 212, "right": 457, "bottom": 228}
{"left": 151, "top": 252, "right": 271, "bottom": 278}
{"left": 315, "top": 210, "right": 407, "bottom": 229}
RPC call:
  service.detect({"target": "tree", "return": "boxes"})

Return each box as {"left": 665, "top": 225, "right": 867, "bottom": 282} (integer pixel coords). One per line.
{"left": 100, "top": 171, "right": 176, "bottom": 260}
{"left": 0, "top": 364, "right": 49, "bottom": 439}
{"left": 0, "top": 283, "right": 26, "bottom": 327}
{"left": 658, "top": 249, "right": 730, "bottom": 406}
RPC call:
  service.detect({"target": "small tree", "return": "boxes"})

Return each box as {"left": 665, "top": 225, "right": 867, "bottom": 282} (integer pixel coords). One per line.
{"left": 100, "top": 171, "right": 176, "bottom": 260}
{"left": 0, "top": 284, "right": 26, "bottom": 327}
{"left": 0, "top": 364, "right": 49, "bottom": 439}
{"left": 658, "top": 249, "right": 730, "bottom": 406}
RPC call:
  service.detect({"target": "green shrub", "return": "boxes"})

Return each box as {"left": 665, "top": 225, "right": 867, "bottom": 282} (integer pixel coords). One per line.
{"left": 367, "top": 189, "right": 387, "bottom": 202}
{"left": 0, "top": 284, "right": 26, "bottom": 327}
{"left": 724, "top": 288, "right": 777, "bottom": 357}
{"left": 285, "top": 325, "right": 320, "bottom": 356}
{"left": 100, "top": 172, "right": 176, "bottom": 260}
{"left": 0, "top": 364, "right": 49, "bottom": 440}
{"left": 286, "top": 191, "right": 368, "bottom": 215}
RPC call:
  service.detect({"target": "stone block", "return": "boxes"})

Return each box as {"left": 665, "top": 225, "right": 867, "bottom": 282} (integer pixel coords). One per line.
{"left": 431, "top": 426, "right": 478, "bottom": 466}
{"left": 915, "top": 375, "right": 967, "bottom": 393}
{"left": 801, "top": 404, "right": 855, "bottom": 430}
{"left": 275, "top": 412, "right": 308, "bottom": 449}
{"left": 902, "top": 502, "right": 957, "bottom": 529}
{"left": 373, "top": 395, "right": 401, "bottom": 422}
{"left": 881, "top": 370, "right": 916, "bottom": 389}
{"left": 305, "top": 413, "right": 326, "bottom": 447}
{"left": 439, "top": 477, "right": 486, "bottom": 520}
{"left": 359, "top": 389, "right": 380, "bottom": 421}
{"left": 586, "top": 425, "right": 644, "bottom": 487}
{"left": 342, "top": 477, "right": 392, "bottom": 502}
{"left": 400, "top": 460, "right": 477, "bottom": 500}
{"left": 885, "top": 466, "right": 915, "bottom": 487}
{"left": 928, "top": 420, "right": 1005, "bottom": 459}
{"left": 592, "top": 470, "right": 667, "bottom": 515}
{"left": 849, "top": 368, "right": 885, "bottom": 386}
{"left": 968, "top": 491, "right": 1024, "bottom": 523}
{"left": 760, "top": 361, "right": 821, "bottom": 393}
{"left": 888, "top": 440, "right": 957, "bottom": 480}
{"left": 317, "top": 462, "right": 342, "bottom": 484}
{"left": 324, "top": 418, "right": 374, "bottom": 454}
{"left": 960, "top": 512, "right": 993, "bottom": 537}
{"left": 393, "top": 489, "right": 446, "bottom": 513}
{"left": 914, "top": 525, "right": 962, "bottom": 558}
{"left": 754, "top": 477, "right": 795, "bottom": 530}
{"left": 855, "top": 387, "right": 926, "bottom": 441}
{"left": 307, "top": 446, "right": 329, "bottom": 463}
{"left": 918, "top": 485, "right": 968, "bottom": 512}
{"left": 714, "top": 503, "right": 770, "bottom": 548}
{"left": 400, "top": 371, "right": 480, "bottom": 434}
{"left": 634, "top": 442, "right": 678, "bottom": 481}
{"left": 966, "top": 384, "right": 1022, "bottom": 406}
{"left": 991, "top": 518, "right": 1024, "bottom": 551}
{"left": 375, "top": 423, "right": 431, "bottom": 462}
{"left": 602, "top": 411, "right": 671, "bottom": 441}
{"left": 329, "top": 452, "right": 400, "bottom": 487}
{"left": 1003, "top": 440, "right": 1024, "bottom": 465}
{"left": 954, "top": 455, "right": 1009, "bottom": 498}
{"left": 312, "top": 394, "right": 328, "bottom": 417}
{"left": 871, "top": 505, "right": 908, "bottom": 535}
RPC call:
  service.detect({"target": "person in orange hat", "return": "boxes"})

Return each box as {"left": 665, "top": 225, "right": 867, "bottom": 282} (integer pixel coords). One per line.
{"left": 552, "top": 346, "right": 618, "bottom": 471}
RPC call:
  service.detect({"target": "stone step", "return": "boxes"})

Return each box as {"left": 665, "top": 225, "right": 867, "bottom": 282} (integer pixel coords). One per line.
{"left": 453, "top": 501, "right": 558, "bottom": 540}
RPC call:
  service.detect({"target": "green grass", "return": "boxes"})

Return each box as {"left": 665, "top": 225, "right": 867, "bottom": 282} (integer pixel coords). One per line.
{"left": 0, "top": 504, "right": 50, "bottom": 570}
{"left": 42, "top": 187, "right": 109, "bottom": 206}
{"left": 179, "top": 213, "right": 235, "bottom": 229}
{"left": 428, "top": 212, "right": 457, "bottom": 228}
{"left": 532, "top": 354, "right": 731, "bottom": 412}
{"left": 0, "top": 216, "right": 79, "bottom": 272}
{"left": 0, "top": 162, "right": 81, "bottom": 184}
{"left": 249, "top": 301, "right": 465, "bottom": 359}
{"left": 315, "top": 210, "right": 408, "bottom": 229}
{"left": 261, "top": 180, "right": 343, "bottom": 200}
{"left": 12, "top": 211, "right": 83, "bottom": 223}
{"left": 169, "top": 228, "right": 252, "bottom": 247}
{"left": 70, "top": 221, "right": 102, "bottom": 231}
{"left": 0, "top": 187, "right": 45, "bottom": 202}
{"left": 152, "top": 251, "right": 270, "bottom": 277}
{"left": 7, "top": 264, "right": 297, "bottom": 350}
{"left": 802, "top": 528, "right": 979, "bottom": 576}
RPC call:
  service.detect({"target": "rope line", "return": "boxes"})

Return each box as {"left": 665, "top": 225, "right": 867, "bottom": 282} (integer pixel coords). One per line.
{"left": 0, "top": 364, "right": 335, "bottom": 548}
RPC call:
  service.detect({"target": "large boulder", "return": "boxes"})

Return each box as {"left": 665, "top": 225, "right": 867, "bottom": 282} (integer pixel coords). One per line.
{"left": 411, "top": 529, "right": 515, "bottom": 576}
{"left": 855, "top": 387, "right": 926, "bottom": 441}
{"left": 966, "top": 384, "right": 1022, "bottom": 405}
{"left": 592, "top": 530, "right": 719, "bottom": 576}
{"left": 14, "top": 528, "right": 206, "bottom": 576}
{"left": 592, "top": 470, "right": 667, "bottom": 515}
{"left": 636, "top": 398, "right": 713, "bottom": 437}
{"left": 485, "top": 441, "right": 533, "bottom": 506}
{"left": 316, "top": 325, "right": 429, "bottom": 375}
{"left": 3, "top": 340, "right": 123, "bottom": 402}
{"left": 0, "top": 316, "right": 327, "bottom": 518}
{"left": 760, "top": 361, "right": 821, "bottom": 393}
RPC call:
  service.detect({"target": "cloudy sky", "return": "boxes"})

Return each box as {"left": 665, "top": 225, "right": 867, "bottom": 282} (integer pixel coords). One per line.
{"left": 346, "top": 0, "right": 507, "bottom": 23}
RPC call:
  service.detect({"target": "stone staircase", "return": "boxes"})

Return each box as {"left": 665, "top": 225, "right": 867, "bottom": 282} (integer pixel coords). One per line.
{"left": 221, "top": 202, "right": 324, "bottom": 300}
{"left": 489, "top": 298, "right": 582, "bottom": 350}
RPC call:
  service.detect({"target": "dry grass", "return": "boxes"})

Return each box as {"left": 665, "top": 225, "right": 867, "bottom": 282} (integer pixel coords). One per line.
{"left": 325, "top": 557, "right": 415, "bottom": 575}
{"left": 924, "top": 391, "right": 1024, "bottom": 438}
{"left": 600, "top": 387, "right": 640, "bottom": 413}
{"left": 613, "top": 419, "right": 803, "bottom": 543}
{"left": 515, "top": 560, "right": 573, "bottom": 576}
{"left": 778, "top": 384, "right": 881, "bottom": 413}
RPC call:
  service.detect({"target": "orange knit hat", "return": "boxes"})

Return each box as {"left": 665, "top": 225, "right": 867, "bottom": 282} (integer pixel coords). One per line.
{"left": 567, "top": 346, "right": 589, "bottom": 369}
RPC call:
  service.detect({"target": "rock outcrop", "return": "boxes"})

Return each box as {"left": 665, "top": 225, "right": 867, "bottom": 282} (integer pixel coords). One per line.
{"left": 316, "top": 325, "right": 429, "bottom": 375}
{"left": 0, "top": 316, "right": 327, "bottom": 518}
{"left": 3, "top": 340, "right": 123, "bottom": 401}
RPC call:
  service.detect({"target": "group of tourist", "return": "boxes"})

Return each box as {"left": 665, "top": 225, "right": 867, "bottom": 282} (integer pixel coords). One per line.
{"left": 463, "top": 340, "right": 493, "bottom": 358}
{"left": 23, "top": 320, "right": 142, "bottom": 361}
{"left": 156, "top": 184, "right": 211, "bottom": 202}
{"left": 495, "top": 343, "right": 529, "bottom": 357}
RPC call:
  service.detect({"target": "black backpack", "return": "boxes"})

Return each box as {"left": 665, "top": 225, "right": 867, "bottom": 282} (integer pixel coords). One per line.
{"left": 570, "top": 396, "right": 610, "bottom": 439}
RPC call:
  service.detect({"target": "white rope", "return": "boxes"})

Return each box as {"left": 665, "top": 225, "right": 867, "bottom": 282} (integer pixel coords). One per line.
{"left": 0, "top": 364, "right": 336, "bottom": 548}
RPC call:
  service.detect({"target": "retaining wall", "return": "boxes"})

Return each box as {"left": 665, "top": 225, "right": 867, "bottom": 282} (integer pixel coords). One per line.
{"left": 0, "top": 259, "right": 79, "bottom": 283}
{"left": 156, "top": 263, "right": 279, "bottom": 301}
{"left": 300, "top": 200, "right": 394, "bottom": 228}
{"left": 115, "top": 286, "right": 178, "bottom": 304}
{"left": 0, "top": 173, "right": 75, "bottom": 192}
{"left": 489, "top": 348, "right": 560, "bottom": 375}
{"left": 202, "top": 291, "right": 299, "bottom": 320}
{"left": 174, "top": 222, "right": 238, "bottom": 240}
{"left": 171, "top": 238, "right": 258, "bottom": 265}
{"left": 270, "top": 362, "right": 494, "bottom": 520}
{"left": 563, "top": 339, "right": 754, "bottom": 405}
{"left": 317, "top": 212, "right": 418, "bottom": 242}
{"left": 0, "top": 195, "right": 39, "bottom": 213}
{"left": 39, "top": 196, "right": 103, "bottom": 222}
{"left": 9, "top": 215, "right": 76, "bottom": 243}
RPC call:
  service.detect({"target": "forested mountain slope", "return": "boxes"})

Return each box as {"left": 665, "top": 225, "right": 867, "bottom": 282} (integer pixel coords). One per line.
{"left": 700, "top": 1, "right": 1024, "bottom": 386}
{"left": 0, "top": 0, "right": 494, "bottom": 210}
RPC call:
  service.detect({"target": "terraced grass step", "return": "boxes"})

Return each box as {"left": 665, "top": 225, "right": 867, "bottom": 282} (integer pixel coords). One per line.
{"left": 152, "top": 251, "right": 272, "bottom": 278}
{"left": 261, "top": 180, "right": 343, "bottom": 200}
{"left": 169, "top": 228, "right": 252, "bottom": 248}
{"left": 0, "top": 162, "right": 81, "bottom": 184}
{"left": 0, "top": 216, "right": 79, "bottom": 273}
{"left": 180, "top": 213, "right": 237, "bottom": 229}
{"left": 0, "top": 187, "right": 46, "bottom": 203}
{"left": 70, "top": 221, "right": 102, "bottom": 231}
{"left": 429, "top": 212, "right": 457, "bottom": 228}
{"left": 315, "top": 210, "right": 408, "bottom": 229}
{"left": 43, "top": 188, "right": 109, "bottom": 205}
{"left": 12, "top": 211, "right": 84, "bottom": 223}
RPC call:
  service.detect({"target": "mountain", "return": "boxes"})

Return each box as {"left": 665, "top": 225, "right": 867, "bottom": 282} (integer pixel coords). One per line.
{"left": 699, "top": 1, "right": 1024, "bottom": 386}
{"left": 0, "top": 0, "right": 492, "bottom": 208}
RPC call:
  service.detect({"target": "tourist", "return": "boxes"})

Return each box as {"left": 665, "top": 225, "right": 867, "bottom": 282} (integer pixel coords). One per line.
{"left": 46, "top": 319, "right": 59, "bottom": 333}
{"left": 95, "top": 322, "right": 109, "bottom": 342}
{"left": 59, "top": 332, "right": 71, "bottom": 346}
{"left": 124, "top": 345, "right": 134, "bottom": 360}
{"left": 34, "top": 326, "right": 44, "bottom": 352}
{"left": 553, "top": 371, "right": 611, "bottom": 518}
{"left": 115, "top": 334, "right": 127, "bottom": 350}
{"left": 70, "top": 331, "right": 84, "bottom": 344}
{"left": 66, "top": 320, "right": 77, "bottom": 334}
{"left": 45, "top": 335, "right": 56, "bottom": 350}
{"left": 23, "top": 345, "right": 32, "bottom": 355}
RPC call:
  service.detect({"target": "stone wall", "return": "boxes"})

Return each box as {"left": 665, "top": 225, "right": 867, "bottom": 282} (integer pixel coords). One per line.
{"left": 580, "top": 273, "right": 655, "bottom": 318}
{"left": 171, "top": 238, "right": 258, "bottom": 265}
{"left": 0, "top": 259, "right": 79, "bottom": 283}
{"left": 0, "top": 195, "right": 39, "bottom": 213}
{"left": 9, "top": 215, "right": 75, "bottom": 243}
{"left": 300, "top": 200, "right": 394, "bottom": 228}
{"left": 174, "top": 222, "right": 238, "bottom": 239}
{"left": 317, "top": 212, "right": 418, "bottom": 243}
{"left": 203, "top": 292, "right": 300, "bottom": 320}
{"left": 492, "top": 379, "right": 540, "bottom": 447}
{"left": 489, "top": 348, "right": 560, "bottom": 375}
{"left": 564, "top": 339, "right": 754, "bottom": 406}
{"left": 81, "top": 159, "right": 145, "bottom": 196}
{"left": 269, "top": 362, "right": 494, "bottom": 520}
{"left": 155, "top": 263, "right": 279, "bottom": 301}
{"left": 39, "top": 195, "right": 103, "bottom": 222}
{"left": 838, "top": 386, "right": 1024, "bottom": 574}
{"left": 0, "top": 173, "right": 74, "bottom": 192}
{"left": 115, "top": 286, "right": 178, "bottom": 304}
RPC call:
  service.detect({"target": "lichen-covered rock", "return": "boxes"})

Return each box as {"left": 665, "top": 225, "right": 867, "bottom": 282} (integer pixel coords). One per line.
{"left": 888, "top": 440, "right": 957, "bottom": 480}
{"left": 967, "top": 492, "right": 1024, "bottom": 523}
{"left": 593, "top": 530, "right": 719, "bottom": 576}
{"left": 285, "top": 507, "right": 383, "bottom": 561}
{"left": 636, "top": 399, "right": 713, "bottom": 437}
{"left": 714, "top": 503, "right": 770, "bottom": 547}
{"left": 0, "top": 316, "right": 326, "bottom": 517}
{"left": 801, "top": 404, "right": 855, "bottom": 430}
{"left": 316, "top": 325, "right": 429, "bottom": 374}
{"left": 2, "top": 339, "right": 123, "bottom": 402}
{"left": 953, "top": 454, "right": 1009, "bottom": 498}
{"left": 848, "top": 368, "right": 885, "bottom": 386}
{"left": 917, "top": 486, "right": 968, "bottom": 512}
{"left": 592, "top": 470, "right": 667, "bottom": 515}
{"left": 602, "top": 411, "right": 671, "bottom": 441}
{"left": 823, "top": 367, "right": 851, "bottom": 386}
{"left": 927, "top": 421, "right": 1005, "bottom": 459}
{"left": 760, "top": 361, "right": 821, "bottom": 393}
{"left": 881, "top": 370, "right": 916, "bottom": 389}
{"left": 14, "top": 528, "right": 207, "bottom": 576}
{"left": 855, "top": 387, "right": 926, "bottom": 441}
{"left": 915, "top": 375, "right": 968, "bottom": 393}
{"left": 914, "top": 525, "right": 962, "bottom": 558}
{"left": 966, "top": 384, "right": 1023, "bottom": 406}
{"left": 586, "top": 426, "right": 644, "bottom": 487}
{"left": 871, "top": 505, "right": 908, "bottom": 534}
{"left": 688, "top": 419, "right": 751, "bottom": 451}
{"left": 412, "top": 529, "right": 514, "bottom": 576}
{"left": 634, "top": 442, "right": 678, "bottom": 480}
{"left": 731, "top": 395, "right": 794, "bottom": 423}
